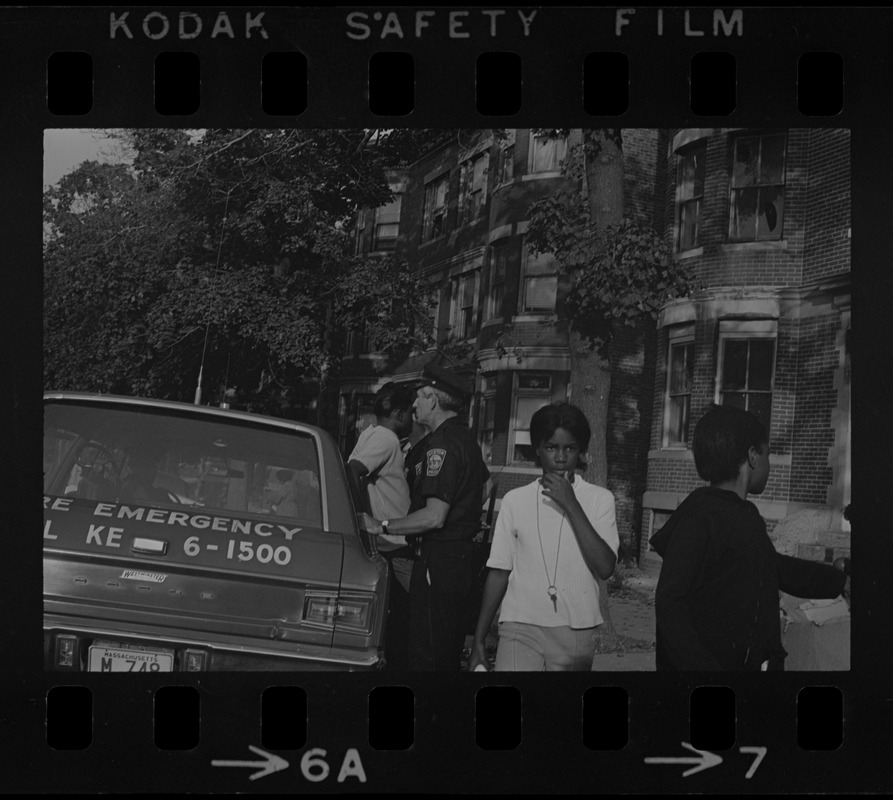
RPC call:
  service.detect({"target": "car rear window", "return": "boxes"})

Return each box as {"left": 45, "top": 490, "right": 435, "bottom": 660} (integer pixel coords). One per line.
{"left": 44, "top": 401, "right": 324, "bottom": 527}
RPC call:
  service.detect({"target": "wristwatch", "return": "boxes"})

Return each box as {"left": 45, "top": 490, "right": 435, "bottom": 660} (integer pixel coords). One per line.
{"left": 380, "top": 519, "right": 390, "bottom": 535}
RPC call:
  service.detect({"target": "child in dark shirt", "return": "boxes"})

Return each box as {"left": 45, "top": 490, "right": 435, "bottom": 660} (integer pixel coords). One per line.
{"left": 650, "top": 405, "right": 850, "bottom": 671}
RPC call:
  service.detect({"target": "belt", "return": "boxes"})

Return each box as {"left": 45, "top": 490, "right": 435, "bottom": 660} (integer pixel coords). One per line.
{"left": 381, "top": 545, "right": 415, "bottom": 561}
{"left": 412, "top": 537, "right": 477, "bottom": 559}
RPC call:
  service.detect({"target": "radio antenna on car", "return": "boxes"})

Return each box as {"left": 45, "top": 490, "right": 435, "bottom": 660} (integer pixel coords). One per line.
{"left": 194, "top": 188, "right": 231, "bottom": 405}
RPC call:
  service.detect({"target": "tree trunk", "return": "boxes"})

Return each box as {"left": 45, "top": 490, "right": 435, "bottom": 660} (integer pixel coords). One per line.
{"left": 578, "top": 129, "right": 625, "bottom": 655}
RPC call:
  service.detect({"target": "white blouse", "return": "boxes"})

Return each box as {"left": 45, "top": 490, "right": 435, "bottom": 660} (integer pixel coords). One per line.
{"left": 487, "top": 477, "right": 619, "bottom": 629}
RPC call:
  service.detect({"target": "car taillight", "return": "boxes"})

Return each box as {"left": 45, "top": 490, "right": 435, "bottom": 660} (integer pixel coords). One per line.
{"left": 182, "top": 649, "right": 207, "bottom": 671}
{"left": 55, "top": 634, "right": 79, "bottom": 668}
{"left": 302, "top": 592, "right": 374, "bottom": 635}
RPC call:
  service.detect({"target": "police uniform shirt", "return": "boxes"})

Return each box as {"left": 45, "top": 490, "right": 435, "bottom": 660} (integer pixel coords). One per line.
{"left": 404, "top": 432, "right": 430, "bottom": 498}
{"left": 409, "top": 417, "right": 489, "bottom": 539}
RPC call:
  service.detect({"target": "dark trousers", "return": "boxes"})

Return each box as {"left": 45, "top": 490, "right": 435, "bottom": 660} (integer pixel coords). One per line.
{"left": 408, "top": 542, "right": 475, "bottom": 671}
{"left": 382, "top": 554, "right": 411, "bottom": 671}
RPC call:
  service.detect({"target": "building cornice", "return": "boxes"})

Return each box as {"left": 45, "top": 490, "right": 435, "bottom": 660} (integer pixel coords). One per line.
{"left": 660, "top": 277, "right": 851, "bottom": 326}
{"left": 478, "top": 346, "right": 570, "bottom": 373}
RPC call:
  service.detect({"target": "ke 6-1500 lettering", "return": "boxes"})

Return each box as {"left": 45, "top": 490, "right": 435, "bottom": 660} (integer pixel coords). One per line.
{"left": 183, "top": 536, "right": 291, "bottom": 566}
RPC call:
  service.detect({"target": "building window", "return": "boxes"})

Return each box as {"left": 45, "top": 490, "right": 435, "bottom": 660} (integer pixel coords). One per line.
{"left": 718, "top": 322, "right": 776, "bottom": 432}
{"left": 676, "top": 144, "right": 706, "bottom": 251}
{"left": 339, "top": 391, "right": 376, "bottom": 456}
{"left": 498, "top": 143, "right": 514, "bottom": 184}
{"left": 510, "top": 373, "right": 553, "bottom": 464}
{"left": 663, "top": 325, "right": 695, "bottom": 447}
{"left": 520, "top": 244, "right": 557, "bottom": 313}
{"left": 729, "top": 133, "right": 786, "bottom": 242}
{"left": 478, "top": 377, "right": 497, "bottom": 464}
{"left": 449, "top": 270, "right": 480, "bottom": 341}
{"left": 422, "top": 173, "right": 449, "bottom": 241}
{"left": 372, "top": 194, "right": 401, "bottom": 251}
{"left": 459, "top": 153, "right": 489, "bottom": 225}
{"left": 346, "top": 319, "right": 371, "bottom": 356}
{"left": 354, "top": 207, "right": 367, "bottom": 254}
{"left": 529, "top": 132, "right": 568, "bottom": 174}
{"left": 488, "top": 242, "right": 508, "bottom": 320}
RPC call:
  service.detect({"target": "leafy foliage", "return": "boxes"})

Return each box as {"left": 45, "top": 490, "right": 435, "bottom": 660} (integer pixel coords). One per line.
{"left": 526, "top": 143, "right": 697, "bottom": 349}
{"left": 44, "top": 129, "right": 434, "bottom": 419}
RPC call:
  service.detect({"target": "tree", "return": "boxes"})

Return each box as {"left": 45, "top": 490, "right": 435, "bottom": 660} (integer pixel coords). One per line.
{"left": 526, "top": 129, "right": 697, "bottom": 648}
{"left": 44, "top": 129, "right": 435, "bottom": 423}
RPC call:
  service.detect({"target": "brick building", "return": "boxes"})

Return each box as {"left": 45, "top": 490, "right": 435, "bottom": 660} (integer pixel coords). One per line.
{"left": 642, "top": 128, "right": 851, "bottom": 568}
{"left": 337, "top": 128, "right": 851, "bottom": 566}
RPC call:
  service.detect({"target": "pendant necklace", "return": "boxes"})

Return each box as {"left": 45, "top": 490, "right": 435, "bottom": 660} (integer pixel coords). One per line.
{"left": 536, "top": 483, "right": 566, "bottom": 612}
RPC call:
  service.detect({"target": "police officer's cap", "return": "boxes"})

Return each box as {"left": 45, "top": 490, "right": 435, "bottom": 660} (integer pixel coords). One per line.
{"left": 416, "top": 362, "right": 473, "bottom": 399}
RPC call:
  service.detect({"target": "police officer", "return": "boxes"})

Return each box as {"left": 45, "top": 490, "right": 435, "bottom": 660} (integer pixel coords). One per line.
{"left": 360, "top": 363, "right": 490, "bottom": 670}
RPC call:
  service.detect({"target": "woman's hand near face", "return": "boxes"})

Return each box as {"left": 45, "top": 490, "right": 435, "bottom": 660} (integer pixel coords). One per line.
{"left": 540, "top": 471, "right": 579, "bottom": 512}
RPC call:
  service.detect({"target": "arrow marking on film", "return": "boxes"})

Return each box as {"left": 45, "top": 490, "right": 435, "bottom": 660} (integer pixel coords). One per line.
{"left": 212, "top": 745, "right": 289, "bottom": 781}
{"left": 644, "top": 741, "right": 723, "bottom": 777}
{"left": 740, "top": 746, "right": 767, "bottom": 779}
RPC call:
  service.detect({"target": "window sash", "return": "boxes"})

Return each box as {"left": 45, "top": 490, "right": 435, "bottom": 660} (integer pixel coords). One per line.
{"left": 676, "top": 144, "right": 706, "bottom": 251}
{"left": 499, "top": 144, "right": 514, "bottom": 183}
{"left": 664, "top": 340, "right": 694, "bottom": 446}
{"left": 729, "top": 134, "right": 786, "bottom": 242}
{"left": 510, "top": 375, "right": 554, "bottom": 464}
{"left": 512, "top": 396, "right": 548, "bottom": 463}
{"left": 423, "top": 176, "right": 448, "bottom": 241}
{"left": 718, "top": 337, "right": 776, "bottom": 430}
{"left": 530, "top": 134, "right": 568, "bottom": 173}
{"left": 522, "top": 275, "right": 557, "bottom": 312}
{"left": 478, "top": 395, "right": 496, "bottom": 464}
{"left": 460, "top": 154, "right": 489, "bottom": 224}
{"left": 489, "top": 243, "right": 509, "bottom": 319}
{"left": 373, "top": 195, "right": 401, "bottom": 250}
{"left": 450, "top": 271, "right": 479, "bottom": 340}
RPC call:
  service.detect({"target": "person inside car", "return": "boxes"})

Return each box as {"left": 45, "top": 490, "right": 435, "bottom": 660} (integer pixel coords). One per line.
{"left": 120, "top": 447, "right": 173, "bottom": 504}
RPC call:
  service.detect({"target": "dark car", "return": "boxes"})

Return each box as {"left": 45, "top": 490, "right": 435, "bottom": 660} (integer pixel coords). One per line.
{"left": 43, "top": 392, "right": 389, "bottom": 672}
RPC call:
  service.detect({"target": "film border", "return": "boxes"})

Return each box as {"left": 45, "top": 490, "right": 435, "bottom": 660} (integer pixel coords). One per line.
{"left": 4, "top": 5, "right": 891, "bottom": 794}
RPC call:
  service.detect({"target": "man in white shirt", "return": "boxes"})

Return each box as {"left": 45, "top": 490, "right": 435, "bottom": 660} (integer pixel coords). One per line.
{"left": 348, "top": 382, "right": 416, "bottom": 669}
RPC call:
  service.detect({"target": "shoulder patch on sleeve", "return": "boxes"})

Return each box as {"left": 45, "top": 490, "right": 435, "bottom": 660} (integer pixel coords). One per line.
{"left": 426, "top": 448, "right": 447, "bottom": 477}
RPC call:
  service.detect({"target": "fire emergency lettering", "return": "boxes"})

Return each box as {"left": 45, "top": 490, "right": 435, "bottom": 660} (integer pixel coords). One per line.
{"left": 43, "top": 496, "right": 74, "bottom": 512}
{"left": 48, "top": 500, "right": 305, "bottom": 543}
{"left": 118, "top": 505, "right": 145, "bottom": 521}
{"left": 86, "top": 525, "right": 125, "bottom": 548}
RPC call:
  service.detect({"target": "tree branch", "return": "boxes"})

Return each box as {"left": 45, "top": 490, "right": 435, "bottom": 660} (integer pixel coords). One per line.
{"left": 179, "top": 130, "right": 256, "bottom": 170}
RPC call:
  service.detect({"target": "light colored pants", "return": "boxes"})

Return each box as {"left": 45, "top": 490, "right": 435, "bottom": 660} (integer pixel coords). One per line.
{"left": 494, "top": 621, "right": 598, "bottom": 672}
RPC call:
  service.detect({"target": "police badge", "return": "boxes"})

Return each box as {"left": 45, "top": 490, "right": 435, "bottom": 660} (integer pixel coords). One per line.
{"left": 426, "top": 448, "right": 447, "bottom": 476}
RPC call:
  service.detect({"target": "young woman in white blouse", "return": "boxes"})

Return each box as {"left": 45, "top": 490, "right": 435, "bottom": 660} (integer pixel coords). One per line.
{"left": 467, "top": 403, "right": 619, "bottom": 672}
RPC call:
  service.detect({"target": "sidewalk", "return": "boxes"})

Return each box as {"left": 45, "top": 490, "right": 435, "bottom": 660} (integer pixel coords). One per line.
{"left": 591, "top": 566, "right": 658, "bottom": 671}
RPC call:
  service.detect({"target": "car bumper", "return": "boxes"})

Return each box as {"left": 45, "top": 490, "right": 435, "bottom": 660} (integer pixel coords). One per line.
{"left": 44, "top": 615, "right": 385, "bottom": 672}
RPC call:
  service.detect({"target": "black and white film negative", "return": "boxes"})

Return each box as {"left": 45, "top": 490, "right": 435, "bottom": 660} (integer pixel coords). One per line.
{"left": 3, "top": 5, "right": 891, "bottom": 794}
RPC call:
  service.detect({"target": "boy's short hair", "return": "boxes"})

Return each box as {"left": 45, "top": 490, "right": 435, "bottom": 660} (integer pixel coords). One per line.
{"left": 529, "top": 403, "right": 591, "bottom": 452}
{"left": 693, "top": 404, "right": 768, "bottom": 484}
{"left": 373, "top": 383, "right": 415, "bottom": 418}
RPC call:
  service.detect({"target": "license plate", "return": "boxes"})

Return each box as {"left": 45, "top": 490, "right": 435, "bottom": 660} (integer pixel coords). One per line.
{"left": 88, "top": 644, "right": 174, "bottom": 672}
